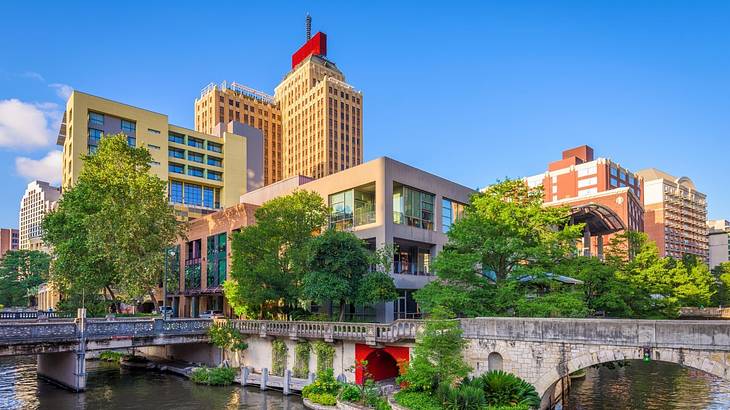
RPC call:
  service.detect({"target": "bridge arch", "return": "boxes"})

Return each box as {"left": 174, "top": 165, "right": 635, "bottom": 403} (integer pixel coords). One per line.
{"left": 534, "top": 346, "right": 730, "bottom": 399}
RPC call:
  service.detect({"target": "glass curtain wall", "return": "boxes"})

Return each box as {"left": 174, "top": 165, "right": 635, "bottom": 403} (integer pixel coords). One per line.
{"left": 393, "top": 244, "right": 432, "bottom": 275}
{"left": 393, "top": 183, "right": 435, "bottom": 230}
{"left": 329, "top": 183, "right": 375, "bottom": 230}
{"left": 442, "top": 198, "right": 466, "bottom": 233}
{"left": 206, "top": 233, "right": 227, "bottom": 288}
{"left": 185, "top": 239, "right": 201, "bottom": 289}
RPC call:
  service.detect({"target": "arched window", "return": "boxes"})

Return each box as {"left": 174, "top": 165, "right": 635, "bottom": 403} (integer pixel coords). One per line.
{"left": 488, "top": 352, "right": 503, "bottom": 371}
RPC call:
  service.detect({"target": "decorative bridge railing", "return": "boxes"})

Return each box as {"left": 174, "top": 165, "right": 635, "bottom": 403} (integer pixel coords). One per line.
{"left": 0, "top": 318, "right": 213, "bottom": 344}
{"left": 0, "top": 311, "right": 73, "bottom": 320}
{"left": 230, "top": 319, "right": 423, "bottom": 344}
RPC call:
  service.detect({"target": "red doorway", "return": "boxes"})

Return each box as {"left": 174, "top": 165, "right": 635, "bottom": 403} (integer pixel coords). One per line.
{"left": 354, "top": 344, "right": 409, "bottom": 384}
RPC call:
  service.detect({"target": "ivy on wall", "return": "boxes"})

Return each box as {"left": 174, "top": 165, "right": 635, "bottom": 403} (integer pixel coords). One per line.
{"left": 312, "top": 341, "right": 335, "bottom": 373}
{"left": 293, "top": 341, "right": 311, "bottom": 378}
{"left": 271, "top": 339, "right": 288, "bottom": 376}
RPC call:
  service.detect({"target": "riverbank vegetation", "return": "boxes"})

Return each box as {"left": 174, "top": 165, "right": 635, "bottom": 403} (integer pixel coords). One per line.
{"left": 98, "top": 351, "right": 125, "bottom": 363}
{"left": 302, "top": 368, "right": 391, "bottom": 409}
{"left": 414, "top": 179, "right": 718, "bottom": 320}
{"left": 190, "top": 366, "right": 237, "bottom": 386}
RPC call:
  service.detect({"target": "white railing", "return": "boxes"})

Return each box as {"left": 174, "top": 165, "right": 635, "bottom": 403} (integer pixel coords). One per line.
{"left": 230, "top": 319, "right": 422, "bottom": 344}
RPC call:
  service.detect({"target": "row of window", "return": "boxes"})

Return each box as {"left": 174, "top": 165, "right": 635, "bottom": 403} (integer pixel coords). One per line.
{"left": 169, "top": 181, "right": 220, "bottom": 209}
{"left": 168, "top": 148, "right": 222, "bottom": 167}
{"left": 168, "top": 132, "right": 223, "bottom": 153}
{"left": 169, "top": 163, "right": 222, "bottom": 181}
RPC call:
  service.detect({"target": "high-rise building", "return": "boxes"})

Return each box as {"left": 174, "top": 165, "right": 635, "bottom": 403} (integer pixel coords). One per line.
{"left": 194, "top": 82, "right": 282, "bottom": 186}
{"left": 525, "top": 145, "right": 644, "bottom": 258}
{"left": 708, "top": 219, "right": 730, "bottom": 269}
{"left": 19, "top": 180, "right": 61, "bottom": 252}
{"left": 635, "top": 169, "right": 708, "bottom": 262}
{"left": 58, "top": 91, "right": 263, "bottom": 220}
{"left": 275, "top": 28, "right": 363, "bottom": 179}
{"left": 0, "top": 228, "right": 19, "bottom": 259}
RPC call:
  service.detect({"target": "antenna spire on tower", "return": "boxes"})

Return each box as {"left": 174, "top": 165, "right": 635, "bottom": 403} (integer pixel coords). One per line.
{"left": 306, "top": 13, "right": 312, "bottom": 41}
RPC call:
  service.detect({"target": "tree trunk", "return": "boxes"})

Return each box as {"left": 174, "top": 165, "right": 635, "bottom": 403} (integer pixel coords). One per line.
{"left": 106, "top": 286, "right": 120, "bottom": 313}
{"left": 338, "top": 301, "right": 346, "bottom": 322}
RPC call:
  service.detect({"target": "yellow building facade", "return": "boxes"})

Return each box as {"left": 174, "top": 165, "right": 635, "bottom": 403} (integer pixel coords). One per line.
{"left": 58, "top": 91, "right": 262, "bottom": 220}
{"left": 194, "top": 82, "right": 283, "bottom": 186}
{"left": 275, "top": 55, "right": 363, "bottom": 179}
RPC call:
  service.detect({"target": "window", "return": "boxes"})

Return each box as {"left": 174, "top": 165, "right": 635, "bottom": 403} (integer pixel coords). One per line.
{"left": 168, "top": 132, "right": 184, "bottom": 144}
{"left": 184, "top": 183, "right": 202, "bottom": 206}
{"left": 393, "top": 183, "right": 435, "bottom": 230}
{"left": 207, "top": 141, "right": 222, "bottom": 153}
{"left": 577, "top": 177, "right": 598, "bottom": 188}
{"left": 207, "top": 170, "right": 222, "bottom": 181}
{"left": 187, "top": 152, "right": 204, "bottom": 163}
{"left": 203, "top": 187, "right": 215, "bottom": 208}
{"left": 188, "top": 136, "right": 204, "bottom": 149}
{"left": 169, "top": 163, "right": 184, "bottom": 174}
{"left": 89, "top": 112, "right": 104, "bottom": 127}
{"left": 207, "top": 156, "right": 222, "bottom": 167}
{"left": 610, "top": 177, "right": 618, "bottom": 187}
{"left": 328, "top": 184, "right": 376, "bottom": 230}
{"left": 148, "top": 128, "right": 161, "bottom": 134}
{"left": 126, "top": 135, "right": 136, "bottom": 147}
{"left": 393, "top": 245, "right": 432, "bottom": 276}
{"left": 610, "top": 167, "right": 618, "bottom": 177}
{"left": 206, "top": 233, "right": 227, "bottom": 288}
{"left": 629, "top": 175, "right": 636, "bottom": 185}
{"left": 121, "top": 120, "right": 136, "bottom": 134}
{"left": 185, "top": 239, "right": 201, "bottom": 290}
{"left": 578, "top": 187, "right": 598, "bottom": 197}
{"left": 188, "top": 166, "right": 204, "bottom": 178}
{"left": 577, "top": 165, "right": 597, "bottom": 177}
{"left": 442, "top": 198, "right": 466, "bottom": 233}
{"left": 169, "top": 181, "right": 183, "bottom": 203}
{"left": 88, "top": 128, "right": 102, "bottom": 149}
{"left": 620, "top": 170, "right": 626, "bottom": 180}
{"left": 148, "top": 144, "right": 161, "bottom": 150}
{"left": 169, "top": 147, "right": 184, "bottom": 159}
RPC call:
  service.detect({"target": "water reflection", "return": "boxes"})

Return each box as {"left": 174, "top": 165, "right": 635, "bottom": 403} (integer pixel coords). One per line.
{"left": 565, "top": 360, "right": 730, "bottom": 410}
{"left": 0, "top": 356, "right": 304, "bottom": 410}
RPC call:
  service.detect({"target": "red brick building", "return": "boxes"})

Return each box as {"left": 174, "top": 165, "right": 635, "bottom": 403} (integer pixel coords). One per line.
{"left": 0, "top": 228, "right": 19, "bottom": 259}
{"left": 525, "top": 145, "right": 644, "bottom": 258}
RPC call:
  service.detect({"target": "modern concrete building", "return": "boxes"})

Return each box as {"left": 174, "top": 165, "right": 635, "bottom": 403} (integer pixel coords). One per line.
{"left": 636, "top": 168, "right": 708, "bottom": 262}
{"left": 167, "top": 203, "right": 257, "bottom": 318}
{"left": 275, "top": 30, "right": 363, "bottom": 179}
{"left": 195, "top": 82, "right": 282, "bottom": 186}
{"left": 19, "top": 180, "right": 61, "bottom": 252}
{"left": 708, "top": 219, "right": 729, "bottom": 269}
{"left": 525, "top": 145, "right": 644, "bottom": 258}
{"left": 239, "top": 156, "right": 474, "bottom": 322}
{"left": 58, "top": 91, "right": 263, "bottom": 220}
{"left": 0, "top": 228, "right": 19, "bottom": 259}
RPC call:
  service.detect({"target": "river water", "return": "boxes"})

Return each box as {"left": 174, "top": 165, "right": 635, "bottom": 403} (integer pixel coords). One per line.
{"left": 565, "top": 360, "right": 730, "bottom": 410}
{"left": 0, "top": 356, "right": 304, "bottom": 410}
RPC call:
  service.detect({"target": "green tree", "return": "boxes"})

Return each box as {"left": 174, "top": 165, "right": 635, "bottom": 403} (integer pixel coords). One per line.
{"left": 301, "top": 230, "right": 397, "bottom": 320}
{"left": 0, "top": 250, "right": 50, "bottom": 307}
{"left": 399, "top": 308, "right": 471, "bottom": 391}
{"left": 226, "top": 190, "right": 328, "bottom": 319}
{"left": 553, "top": 256, "right": 633, "bottom": 317}
{"left": 43, "top": 134, "right": 183, "bottom": 312}
{"left": 711, "top": 262, "right": 730, "bottom": 306}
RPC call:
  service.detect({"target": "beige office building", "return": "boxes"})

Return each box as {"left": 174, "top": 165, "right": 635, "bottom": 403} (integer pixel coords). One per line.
{"left": 636, "top": 168, "right": 709, "bottom": 261}
{"left": 708, "top": 219, "right": 730, "bottom": 269}
{"left": 194, "top": 82, "right": 282, "bottom": 186}
{"left": 19, "top": 180, "right": 61, "bottom": 252}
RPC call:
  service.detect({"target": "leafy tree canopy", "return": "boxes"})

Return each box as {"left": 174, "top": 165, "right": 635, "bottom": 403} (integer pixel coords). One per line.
{"left": 43, "top": 134, "right": 183, "bottom": 312}
{"left": 0, "top": 250, "right": 50, "bottom": 307}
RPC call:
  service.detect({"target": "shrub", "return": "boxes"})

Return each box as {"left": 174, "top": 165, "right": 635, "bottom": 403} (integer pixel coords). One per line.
{"left": 437, "top": 383, "right": 486, "bottom": 410}
{"left": 190, "top": 366, "right": 237, "bottom": 386}
{"left": 312, "top": 341, "right": 336, "bottom": 373}
{"left": 271, "top": 339, "right": 288, "bottom": 376}
{"left": 99, "top": 351, "right": 124, "bottom": 363}
{"left": 208, "top": 321, "right": 248, "bottom": 352}
{"left": 371, "top": 397, "right": 392, "bottom": 410}
{"left": 338, "top": 383, "right": 362, "bottom": 402}
{"left": 307, "top": 393, "right": 337, "bottom": 406}
{"left": 469, "top": 371, "right": 540, "bottom": 408}
{"left": 294, "top": 341, "right": 311, "bottom": 378}
{"left": 302, "top": 368, "right": 341, "bottom": 398}
{"left": 393, "top": 391, "right": 443, "bottom": 410}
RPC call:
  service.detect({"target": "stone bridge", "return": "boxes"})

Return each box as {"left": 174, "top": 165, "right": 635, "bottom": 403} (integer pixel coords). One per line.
{"left": 1, "top": 315, "right": 729, "bottom": 408}
{"left": 460, "top": 317, "right": 730, "bottom": 408}
{"left": 0, "top": 316, "right": 212, "bottom": 391}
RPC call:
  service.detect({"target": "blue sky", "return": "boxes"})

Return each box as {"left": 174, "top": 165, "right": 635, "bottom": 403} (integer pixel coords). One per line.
{"left": 1, "top": 1, "right": 729, "bottom": 228}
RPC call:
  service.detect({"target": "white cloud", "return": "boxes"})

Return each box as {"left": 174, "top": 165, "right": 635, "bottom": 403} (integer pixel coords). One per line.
{"left": 0, "top": 99, "right": 60, "bottom": 148}
{"left": 21, "top": 71, "right": 45, "bottom": 82}
{"left": 49, "top": 83, "right": 73, "bottom": 100}
{"left": 15, "top": 150, "right": 62, "bottom": 185}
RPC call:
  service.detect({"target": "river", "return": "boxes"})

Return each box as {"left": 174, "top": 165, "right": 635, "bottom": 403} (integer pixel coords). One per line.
{"left": 0, "top": 356, "right": 304, "bottom": 410}
{"left": 565, "top": 360, "right": 730, "bottom": 410}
